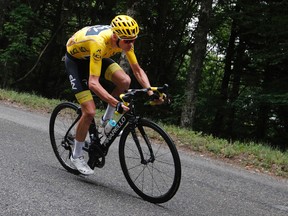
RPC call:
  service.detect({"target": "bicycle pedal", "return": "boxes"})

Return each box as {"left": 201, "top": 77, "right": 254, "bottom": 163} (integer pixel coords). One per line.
{"left": 88, "top": 155, "right": 105, "bottom": 169}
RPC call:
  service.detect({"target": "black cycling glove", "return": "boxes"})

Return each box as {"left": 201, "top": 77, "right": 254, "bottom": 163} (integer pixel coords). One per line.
{"left": 149, "top": 93, "right": 160, "bottom": 101}
{"left": 115, "top": 102, "right": 124, "bottom": 114}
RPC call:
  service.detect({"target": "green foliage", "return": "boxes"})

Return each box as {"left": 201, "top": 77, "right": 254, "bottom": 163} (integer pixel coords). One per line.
{"left": 2, "top": 4, "right": 36, "bottom": 59}
{"left": 0, "top": 3, "right": 41, "bottom": 88}
{"left": 1, "top": 0, "right": 288, "bottom": 149}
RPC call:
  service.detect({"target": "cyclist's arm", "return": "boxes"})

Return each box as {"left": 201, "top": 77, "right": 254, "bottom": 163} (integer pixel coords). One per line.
{"left": 88, "top": 45, "right": 121, "bottom": 108}
{"left": 126, "top": 49, "right": 153, "bottom": 96}
{"left": 89, "top": 43, "right": 103, "bottom": 76}
{"left": 88, "top": 75, "right": 119, "bottom": 108}
{"left": 130, "top": 63, "right": 153, "bottom": 94}
{"left": 129, "top": 64, "right": 164, "bottom": 105}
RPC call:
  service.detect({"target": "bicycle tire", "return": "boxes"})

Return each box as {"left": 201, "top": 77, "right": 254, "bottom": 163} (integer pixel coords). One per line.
{"left": 119, "top": 118, "right": 181, "bottom": 203}
{"left": 49, "top": 102, "right": 81, "bottom": 175}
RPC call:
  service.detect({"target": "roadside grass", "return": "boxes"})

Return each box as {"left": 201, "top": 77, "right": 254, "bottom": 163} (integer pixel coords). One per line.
{"left": 163, "top": 124, "right": 288, "bottom": 178}
{"left": 0, "top": 88, "right": 61, "bottom": 111}
{"left": 1, "top": 88, "right": 288, "bottom": 178}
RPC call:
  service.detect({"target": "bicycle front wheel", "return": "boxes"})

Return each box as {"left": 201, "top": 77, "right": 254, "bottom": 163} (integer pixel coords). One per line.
{"left": 119, "top": 118, "right": 181, "bottom": 203}
{"left": 49, "top": 102, "right": 80, "bottom": 175}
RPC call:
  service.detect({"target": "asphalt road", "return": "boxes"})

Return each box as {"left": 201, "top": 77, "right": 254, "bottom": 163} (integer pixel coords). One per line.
{"left": 0, "top": 103, "right": 288, "bottom": 216}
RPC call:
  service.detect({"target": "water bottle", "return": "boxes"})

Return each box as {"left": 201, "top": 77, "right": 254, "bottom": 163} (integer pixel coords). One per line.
{"left": 104, "top": 119, "right": 116, "bottom": 135}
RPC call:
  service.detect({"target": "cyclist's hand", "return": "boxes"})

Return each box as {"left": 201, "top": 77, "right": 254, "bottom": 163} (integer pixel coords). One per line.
{"left": 115, "top": 102, "right": 129, "bottom": 114}
{"left": 149, "top": 93, "right": 165, "bottom": 105}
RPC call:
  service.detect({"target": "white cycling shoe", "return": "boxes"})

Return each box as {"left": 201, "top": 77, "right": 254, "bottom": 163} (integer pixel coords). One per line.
{"left": 70, "top": 155, "right": 94, "bottom": 175}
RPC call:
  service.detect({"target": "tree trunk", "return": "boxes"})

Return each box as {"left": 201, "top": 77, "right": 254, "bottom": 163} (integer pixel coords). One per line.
{"left": 210, "top": 2, "right": 241, "bottom": 136}
{"left": 210, "top": 20, "right": 237, "bottom": 136}
{"left": 255, "top": 66, "right": 272, "bottom": 141}
{"left": 226, "top": 38, "right": 245, "bottom": 138}
{"left": 180, "top": 0, "right": 213, "bottom": 128}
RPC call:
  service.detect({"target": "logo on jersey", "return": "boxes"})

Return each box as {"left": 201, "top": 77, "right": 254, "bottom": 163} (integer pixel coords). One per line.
{"left": 79, "top": 47, "right": 88, "bottom": 52}
{"left": 69, "top": 75, "right": 77, "bottom": 90}
{"left": 70, "top": 48, "right": 79, "bottom": 55}
{"left": 86, "top": 25, "right": 110, "bottom": 36}
{"left": 93, "top": 50, "right": 101, "bottom": 61}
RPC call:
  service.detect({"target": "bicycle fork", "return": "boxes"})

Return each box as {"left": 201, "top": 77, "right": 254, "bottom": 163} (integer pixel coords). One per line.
{"left": 130, "top": 124, "right": 155, "bottom": 164}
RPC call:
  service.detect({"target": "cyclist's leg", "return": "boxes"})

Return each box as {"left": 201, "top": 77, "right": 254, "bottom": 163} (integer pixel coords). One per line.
{"left": 101, "top": 58, "right": 131, "bottom": 121}
{"left": 65, "top": 53, "right": 95, "bottom": 142}
{"left": 65, "top": 54, "right": 94, "bottom": 175}
{"left": 102, "top": 58, "right": 131, "bottom": 96}
{"left": 75, "top": 99, "right": 95, "bottom": 142}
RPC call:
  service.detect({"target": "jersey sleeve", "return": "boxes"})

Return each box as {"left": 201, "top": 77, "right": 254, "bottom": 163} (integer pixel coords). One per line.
{"left": 126, "top": 45, "right": 138, "bottom": 65}
{"left": 89, "top": 43, "right": 103, "bottom": 76}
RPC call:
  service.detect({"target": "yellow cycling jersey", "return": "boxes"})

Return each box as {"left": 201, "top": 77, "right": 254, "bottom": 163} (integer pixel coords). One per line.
{"left": 66, "top": 25, "right": 138, "bottom": 76}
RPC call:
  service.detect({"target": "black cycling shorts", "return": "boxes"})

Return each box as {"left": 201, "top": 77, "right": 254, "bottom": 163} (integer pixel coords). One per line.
{"left": 65, "top": 53, "right": 122, "bottom": 103}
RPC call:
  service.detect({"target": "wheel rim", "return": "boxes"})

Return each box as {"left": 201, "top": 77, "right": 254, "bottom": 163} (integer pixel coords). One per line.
{"left": 121, "top": 123, "right": 180, "bottom": 202}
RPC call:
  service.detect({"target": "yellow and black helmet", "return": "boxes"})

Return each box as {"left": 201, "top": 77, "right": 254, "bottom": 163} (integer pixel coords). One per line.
{"left": 111, "top": 15, "right": 139, "bottom": 39}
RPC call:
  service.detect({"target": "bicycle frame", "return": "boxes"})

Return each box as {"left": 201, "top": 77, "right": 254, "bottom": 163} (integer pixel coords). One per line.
{"left": 100, "top": 112, "right": 132, "bottom": 150}
{"left": 71, "top": 84, "right": 169, "bottom": 169}
{"left": 50, "top": 84, "right": 181, "bottom": 203}
{"left": 85, "top": 101, "right": 149, "bottom": 168}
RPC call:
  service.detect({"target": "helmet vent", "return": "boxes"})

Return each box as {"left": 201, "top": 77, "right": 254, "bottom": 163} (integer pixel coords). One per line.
{"left": 111, "top": 15, "right": 139, "bottom": 39}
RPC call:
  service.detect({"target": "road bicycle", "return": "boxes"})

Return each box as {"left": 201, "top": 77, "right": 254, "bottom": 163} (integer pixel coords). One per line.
{"left": 49, "top": 84, "right": 181, "bottom": 203}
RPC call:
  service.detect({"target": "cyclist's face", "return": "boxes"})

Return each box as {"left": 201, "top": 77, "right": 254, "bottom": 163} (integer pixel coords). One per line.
{"left": 119, "top": 39, "right": 135, "bottom": 51}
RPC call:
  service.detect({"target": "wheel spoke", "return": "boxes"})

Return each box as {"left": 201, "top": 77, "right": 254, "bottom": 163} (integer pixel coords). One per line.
{"left": 119, "top": 119, "right": 181, "bottom": 203}
{"left": 49, "top": 103, "right": 84, "bottom": 175}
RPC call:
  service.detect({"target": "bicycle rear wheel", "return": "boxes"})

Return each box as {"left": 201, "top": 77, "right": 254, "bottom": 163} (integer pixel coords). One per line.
{"left": 119, "top": 118, "right": 181, "bottom": 203}
{"left": 49, "top": 102, "right": 81, "bottom": 175}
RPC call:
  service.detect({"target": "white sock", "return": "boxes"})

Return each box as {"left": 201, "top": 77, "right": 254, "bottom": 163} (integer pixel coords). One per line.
{"left": 73, "top": 140, "right": 84, "bottom": 158}
{"left": 103, "top": 104, "right": 116, "bottom": 120}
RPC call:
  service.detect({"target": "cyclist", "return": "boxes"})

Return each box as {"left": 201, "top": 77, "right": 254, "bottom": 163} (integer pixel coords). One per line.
{"left": 65, "top": 15, "right": 162, "bottom": 175}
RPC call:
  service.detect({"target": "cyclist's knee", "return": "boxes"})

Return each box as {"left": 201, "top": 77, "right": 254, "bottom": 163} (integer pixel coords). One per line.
{"left": 83, "top": 109, "right": 95, "bottom": 119}
{"left": 81, "top": 101, "right": 96, "bottom": 120}
{"left": 112, "top": 70, "right": 131, "bottom": 89}
{"left": 117, "top": 73, "right": 131, "bottom": 89}
{"left": 121, "top": 75, "right": 131, "bottom": 89}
